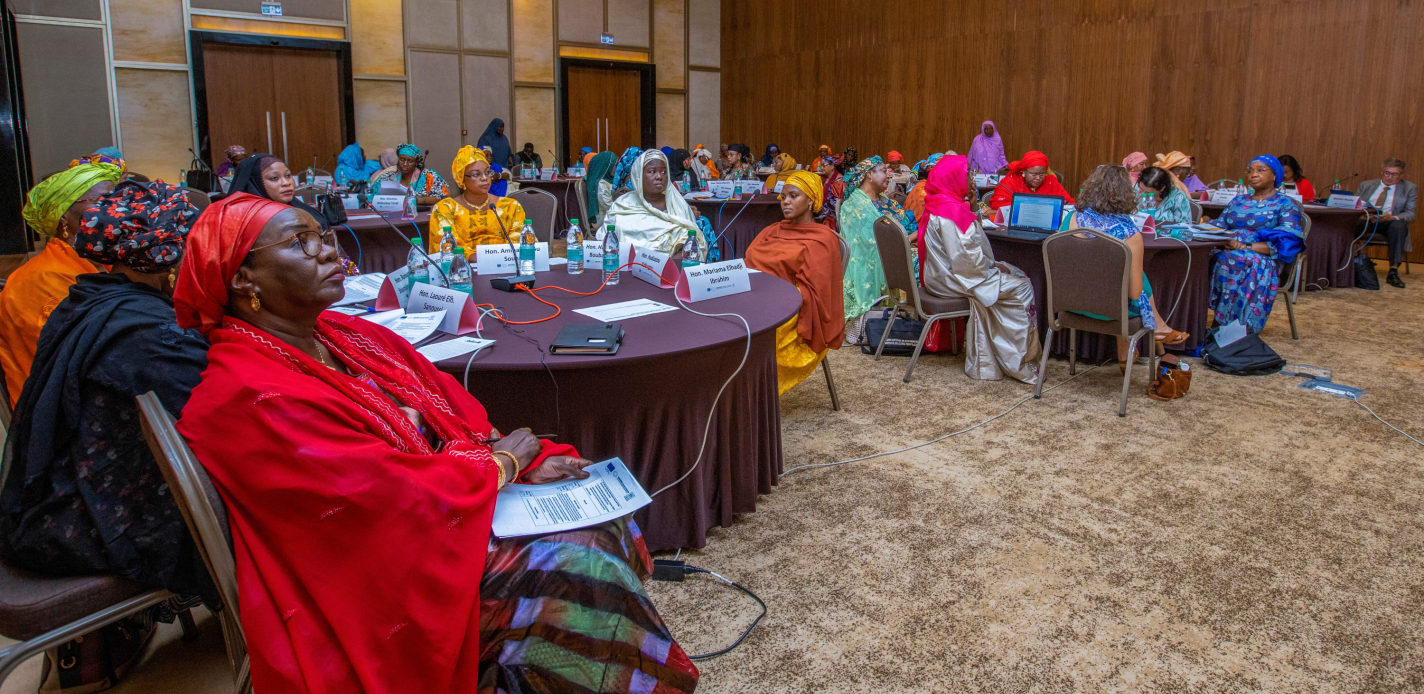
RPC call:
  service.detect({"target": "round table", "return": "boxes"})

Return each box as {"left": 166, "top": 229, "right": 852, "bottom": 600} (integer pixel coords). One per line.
{"left": 1201, "top": 201, "right": 1361, "bottom": 289}
{"left": 986, "top": 230, "right": 1218, "bottom": 360}
{"left": 513, "top": 178, "right": 585, "bottom": 228}
{"left": 334, "top": 210, "right": 431, "bottom": 275}
{"left": 428, "top": 269, "right": 801, "bottom": 551}
{"left": 691, "top": 194, "right": 785, "bottom": 260}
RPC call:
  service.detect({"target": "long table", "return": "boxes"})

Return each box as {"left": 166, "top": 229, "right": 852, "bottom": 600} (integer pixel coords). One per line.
{"left": 1201, "top": 202, "right": 1360, "bottom": 290}
{"left": 986, "top": 230, "right": 1218, "bottom": 361}
{"left": 691, "top": 194, "right": 785, "bottom": 259}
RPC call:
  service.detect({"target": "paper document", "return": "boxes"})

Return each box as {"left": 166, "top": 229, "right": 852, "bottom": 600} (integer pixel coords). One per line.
{"left": 377, "top": 181, "right": 409, "bottom": 195}
{"left": 1215, "top": 321, "right": 1248, "bottom": 348}
{"left": 573, "top": 298, "right": 678, "bottom": 322}
{"left": 362, "top": 309, "right": 445, "bottom": 344}
{"left": 334, "top": 273, "right": 386, "bottom": 306}
{"left": 417, "top": 336, "right": 494, "bottom": 362}
{"left": 491, "top": 458, "right": 651, "bottom": 538}
{"left": 1015, "top": 203, "right": 1056, "bottom": 230}
{"left": 327, "top": 306, "right": 372, "bottom": 316}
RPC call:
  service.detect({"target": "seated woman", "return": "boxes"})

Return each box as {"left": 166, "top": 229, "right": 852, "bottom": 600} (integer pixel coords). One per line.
{"left": 1209, "top": 155, "right": 1304, "bottom": 334}
{"left": 1, "top": 163, "right": 123, "bottom": 406}
{"left": 758, "top": 144, "right": 781, "bottom": 170}
{"left": 1153, "top": 151, "right": 1204, "bottom": 198}
{"left": 1137, "top": 166, "right": 1194, "bottom": 225}
{"left": 918, "top": 155, "right": 1040, "bottom": 384}
{"left": 605, "top": 149, "right": 707, "bottom": 254}
{"left": 744, "top": 171, "right": 846, "bottom": 394}
{"left": 988, "top": 151, "right": 1076, "bottom": 211}
{"left": 372, "top": 147, "right": 398, "bottom": 180}
{"left": 1069, "top": 165, "right": 1189, "bottom": 369}
{"left": 371, "top": 144, "right": 450, "bottom": 205}
{"left": 432, "top": 146, "right": 527, "bottom": 254}
{"left": 1, "top": 180, "right": 214, "bottom": 602}
{"left": 1123, "top": 152, "right": 1148, "bottom": 183}
{"left": 216, "top": 144, "right": 249, "bottom": 179}
{"left": 334, "top": 143, "right": 379, "bottom": 188}
{"left": 480, "top": 146, "right": 512, "bottom": 196}
{"left": 584, "top": 150, "right": 617, "bottom": 230}
{"left": 763, "top": 153, "right": 798, "bottom": 192}
{"left": 721, "top": 144, "right": 755, "bottom": 180}
{"left": 171, "top": 194, "right": 698, "bottom": 693}
{"left": 226, "top": 153, "right": 361, "bottom": 274}
{"left": 838, "top": 156, "right": 898, "bottom": 341}
{"left": 669, "top": 148, "right": 702, "bottom": 190}
{"left": 1184, "top": 155, "right": 1208, "bottom": 194}
{"left": 1278, "top": 154, "right": 1315, "bottom": 202}
{"left": 692, "top": 145, "right": 719, "bottom": 180}
{"left": 815, "top": 155, "right": 845, "bottom": 230}
{"left": 902, "top": 154, "right": 945, "bottom": 226}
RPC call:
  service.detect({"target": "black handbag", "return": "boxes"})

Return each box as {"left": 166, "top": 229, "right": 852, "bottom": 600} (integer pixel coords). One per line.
{"left": 1200, "top": 328, "right": 1285, "bottom": 376}
{"left": 316, "top": 193, "right": 348, "bottom": 226}
{"left": 1354, "top": 251, "right": 1380, "bottom": 290}
{"left": 859, "top": 308, "right": 926, "bottom": 356}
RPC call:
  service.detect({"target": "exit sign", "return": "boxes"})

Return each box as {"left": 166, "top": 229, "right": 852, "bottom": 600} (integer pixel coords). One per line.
{"left": 261, "top": 2, "right": 282, "bottom": 15}
{"left": 600, "top": 34, "right": 614, "bottom": 44}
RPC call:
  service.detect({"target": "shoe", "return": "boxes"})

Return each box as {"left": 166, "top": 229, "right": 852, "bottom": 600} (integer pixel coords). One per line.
{"left": 1388, "top": 270, "right": 1406, "bottom": 288}
{"left": 1154, "top": 329, "right": 1189, "bottom": 346}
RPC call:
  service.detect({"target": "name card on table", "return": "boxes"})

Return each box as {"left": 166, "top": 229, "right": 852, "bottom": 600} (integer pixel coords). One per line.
{"left": 406, "top": 281, "right": 483, "bottom": 334}
{"left": 708, "top": 180, "right": 738, "bottom": 199}
{"left": 340, "top": 194, "right": 361, "bottom": 210}
{"left": 539, "top": 168, "right": 557, "bottom": 181}
{"left": 476, "top": 243, "right": 550, "bottom": 275}
{"left": 566, "top": 167, "right": 584, "bottom": 177}
{"left": 374, "top": 265, "right": 413, "bottom": 310}
{"left": 583, "top": 239, "right": 635, "bottom": 272}
{"left": 1328, "top": 192, "right": 1363, "bottom": 210}
{"left": 371, "top": 194, "right": 405, "bottom": 212}
{"left": 1208, "top": 188, "right": 1240, "bottom": 205}
{"left": 773, "top": 181, "right": 785, "bottom": 194}
{"left": 628, "top": 246, "right": 679, "bottom": 288}
{"left": 1128, "top": 213, "right": 1158, "bottom": 236}
{"left": 675, "top": 259, "right": 752, "bottom": 303}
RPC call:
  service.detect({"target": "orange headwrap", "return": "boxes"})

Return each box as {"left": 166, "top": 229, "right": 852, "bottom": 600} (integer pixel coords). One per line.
{"left": 173, "top": 192, "right": 289, "bottom": 336}
{"left": 1008, "top": 150, "right": 1051, "bottom": 174}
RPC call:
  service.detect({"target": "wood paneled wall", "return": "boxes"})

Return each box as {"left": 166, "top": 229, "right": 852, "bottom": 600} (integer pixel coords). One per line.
{"left": 722, "top": 0, "right": 1424, "bottom": 196}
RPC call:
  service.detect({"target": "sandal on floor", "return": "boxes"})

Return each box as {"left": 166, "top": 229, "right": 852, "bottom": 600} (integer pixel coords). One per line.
{"left": 1155, "top": 329, "right": 1189, "bottom": 346}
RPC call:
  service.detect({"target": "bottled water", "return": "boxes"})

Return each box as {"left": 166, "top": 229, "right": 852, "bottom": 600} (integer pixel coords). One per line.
{"left": 679, "top": 173, "right": 691, "bottom": 194}
{"left": 1138, "top": 192, "right": 1156, "bottom": 212}
{"left": 407, "top": 237, "right": 429, "bottom": 291}
{"left": 448, "top": 247, "right": 472, "bottom": 293}
{"left": 566, "top": 218, "right": 584, "bottom": 274}
{"left": 602, "top": 224, "right": 620, "bottom": 285}
{"left": 682, "top": 229, "right": 702, "bottom": 268}
{"left": 438, "top": 223, "right": 455, "bottom": 275}
{"left": 519, "top": 220, "right": 537, "bottom": 275}
{"left": 402, "top": 192, "right": 417, "bottom": 218}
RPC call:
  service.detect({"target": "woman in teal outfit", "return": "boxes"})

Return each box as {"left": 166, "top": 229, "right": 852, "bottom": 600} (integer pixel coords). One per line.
{"left": 1137, "top": 166, "right": 1194, "bottom": 225}
{"left": 837, "top": 156, "right": 894, "bottom": 342}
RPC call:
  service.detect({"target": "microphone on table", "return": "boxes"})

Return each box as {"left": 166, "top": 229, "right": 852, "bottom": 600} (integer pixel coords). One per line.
{"left": 547, "top": 150, "right": 562, "bottom": 171}
{"left": 1331, "top": 172, "right": 1360, "bottom": 191}
{"left": 481, "top": 199, "right": 536, "bottom": 292}
{"left": 361, "top": 199, "right": 451, "bottom": 287}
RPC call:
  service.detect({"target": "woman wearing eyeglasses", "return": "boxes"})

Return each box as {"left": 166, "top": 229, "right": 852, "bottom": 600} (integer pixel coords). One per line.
{"left": 431, "top": 146, "right": 527, "bottom": 257}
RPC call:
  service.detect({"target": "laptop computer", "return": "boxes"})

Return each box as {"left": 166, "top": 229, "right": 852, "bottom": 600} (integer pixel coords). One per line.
{"left": 1004, "top": 192, "right": 1065, "bottom": 240}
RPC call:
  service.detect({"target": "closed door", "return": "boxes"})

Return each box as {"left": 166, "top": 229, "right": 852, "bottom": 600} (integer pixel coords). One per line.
{"left": 567, "top": 66, "right": 642, "bottom": 161}
{"left": 203, "top": 44, "right": 345, "bottom": 172}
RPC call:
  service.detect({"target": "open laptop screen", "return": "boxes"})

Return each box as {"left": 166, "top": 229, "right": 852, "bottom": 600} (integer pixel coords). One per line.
{"left": 1010, "top": 193, "right": 1065, "bottom": 230}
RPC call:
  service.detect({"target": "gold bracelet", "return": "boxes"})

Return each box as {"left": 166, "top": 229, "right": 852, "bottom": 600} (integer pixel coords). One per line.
{"left": 492, "top": 450, "right": 519, "bottom": 487}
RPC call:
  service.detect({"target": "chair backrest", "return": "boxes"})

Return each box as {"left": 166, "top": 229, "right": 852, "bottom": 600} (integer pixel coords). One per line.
{"left": 980, "top": 190, "right": 993, "bottom": 204}
{"left": 571, "top": 180, "right": 590, "bottom": 227}
{"left": 178, "top": 187, "right": 211, "bottom": 211}
{"left": 871, "top": 215, "right": 926, "bottom": 317}
{"left": 507, "top": 188, "right": 557, "bottom": 242}
{"left": 1189, "top": 200, "right": 1202, "bottom": 222}
{"left": 838, "top": 234, "right": 850, "bottom": 272}
{"left": 1041, "top": 227, "right": 1135, "bottom": 335}
{"left": 891, "top": 192, "right": 907, "bottom": 205}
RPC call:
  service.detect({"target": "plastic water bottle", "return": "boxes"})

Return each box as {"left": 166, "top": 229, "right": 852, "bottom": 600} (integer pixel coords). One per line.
{"left": 1139, "top": 192, "right": 1156, "bottom": 212}
{"left": 566, "top": 219, "right": 584, "bottom": 274}
{"left": 682, "top": 229, "right": 702, "bottom": 268}
{"left": 519, "top": 220, "right": 537, "bottom": 275}
{"left": 603, "top": 224, "right": 620, "bottom": 285}
{"left": 402, "top": 192, "right": 417, "bottom": 218}
{"left": 448, "top": 247, "right": 472, "bottom": 293}
{"left": 438, "top": 224, "right": 455, "bottom": 275}
{"left": 407, "top": 237, "right": 429, "bottom": 291}
{"left": 679, "top": 173, "right": 691, "bottom": 194}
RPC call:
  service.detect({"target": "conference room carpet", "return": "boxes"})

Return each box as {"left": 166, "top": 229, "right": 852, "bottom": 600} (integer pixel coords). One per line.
{"left": 0, "top": 270, "right": 1417, "bottom": 693}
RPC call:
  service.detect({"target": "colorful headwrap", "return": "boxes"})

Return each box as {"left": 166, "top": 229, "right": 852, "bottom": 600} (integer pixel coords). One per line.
{"left": 226, "top": 145, "right": 248, "bottom": 161}
{"left": 612, "top": 146, "right": 642, "bottom": 189}
{"left": 22, "top": 163, "right": 124, "bottom": 237}
{"left": 583, "top": 151, "right": 596, "bottom": 169}
{"left": 1152, "top": 151, "right": 1193, "bottom": 194}
{"left": 1008, "top": 150, "right": 1051, "bottom": 175}
{"left": 845, "top": 155, "right": 884, "bottom": 190}
{"left": 68, "top": 153, "right": 126, "bottom": 172}
{"left": 397, "top": 143, "right": 421, "bottom": 159}
{"left": 1122, "top": 152, "right": 1148, "bottom": 170}
{"left": 887, "top": 151, "right": 904, "bottom": 165}
{"left": 913, "top": 153, "right": 945, "bottom": 176}
{"left": 451, "top": 145, "right": 489, "bottom": 190}
{"left": 173, "top": 192, "right": 289, "bottom": 336}
{"left": 579, "top": 147, "right": 594, "bottom": 155}
{"left": 780, "top": 171, "right": 824, "bottom": 213}
{"left": 76, "top": 180, "right": 198, "bottom": 273}
{"left": 1250, "top": 154, "right": 1284, "bottom": 189}
{"left": 923, "top": 155, "right": 977, "bottom": 231}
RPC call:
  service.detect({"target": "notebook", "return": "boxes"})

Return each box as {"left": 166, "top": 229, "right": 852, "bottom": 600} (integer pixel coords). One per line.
{"left": 550, "top": 323, "right": 625, "bottom": 355}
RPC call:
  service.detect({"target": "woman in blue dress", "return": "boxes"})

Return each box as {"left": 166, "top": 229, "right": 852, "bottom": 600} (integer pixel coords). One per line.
{"left": 1207, "top": 155, "right": 1304, "bottom": 334}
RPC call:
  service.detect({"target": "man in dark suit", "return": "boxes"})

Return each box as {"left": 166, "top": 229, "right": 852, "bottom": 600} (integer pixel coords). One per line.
{"left": 1357, "top": 158, "right": 1416, "bottom": 288}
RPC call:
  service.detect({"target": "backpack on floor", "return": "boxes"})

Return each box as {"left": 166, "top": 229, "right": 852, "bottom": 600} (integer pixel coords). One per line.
{"left": 1354, "top": 251, "right": 1380, "bottom": 290}
{"left": 1200, "top": 328, "right": 1285, "bottom": 376}
{"left": 859, "top": 308, "right": 925, "bottom": 356}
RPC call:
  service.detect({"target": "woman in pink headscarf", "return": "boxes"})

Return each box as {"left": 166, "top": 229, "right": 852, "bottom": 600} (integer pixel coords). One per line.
{"left": 1122, "top": 151, "right": 1148, "bottom": 183}
{"left": 918, "top": 155, "right": 1041, "bottom": 384}
{"left": 967, "top": 121, "right": 1009, "bottom": 175}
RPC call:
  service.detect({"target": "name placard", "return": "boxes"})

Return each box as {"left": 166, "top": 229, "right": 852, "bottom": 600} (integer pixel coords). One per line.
{"left": 629, "top": 246, "right": 677, "bottom": 288}
{"left": 1208, "top": 189, "right": 1239, "bottom": 205}
{"left": 374, "top": 265, "right": 412, "bottom": 310}
{"left": 406, "top": 281, "right": 480, "bottom": 334}
{"left": 476, "top": 243, "right": 550, "bottom": 275}
{"left": 676, "top": 258, "right": 752, "bottom": 303}
{"left": 1328, "top": 192, "right": 1363, "bottom": 210}
{"left": 773, "top": 181, "right": 785, "bottom": 194}
{"left": 340, "top": 194, "right": 361, "bottom": 210}
{"left": 371, "top": 194, "right": 405, "bottom": 212}
{"left": 566, "top": 167, "right": 585, "bottom": 177}
{"left": 708, "top": 180, "right": 737, "bottom": 199}
{"left": 310, "top": 175, "right": 333, "bottom": 188}
{"left": 539, "top": 168, "right": 557, "bottom": 181}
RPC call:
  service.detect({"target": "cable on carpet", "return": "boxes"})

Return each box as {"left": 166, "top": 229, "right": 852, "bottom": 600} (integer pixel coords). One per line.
{"left": 780, "top": 362, "right": 1105, "bottom": 477}
{"left": 681, "top": 566, "right": 766, "bottom": 661}
{"left": 1351, "top": 396, "right": 1424, "bottom": 447}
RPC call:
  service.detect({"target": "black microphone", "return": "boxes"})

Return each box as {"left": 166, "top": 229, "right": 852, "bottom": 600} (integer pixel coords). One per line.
{"left": 479, "top": 199, "right": 535, "bottom": 291}
{"left": 361, "top": 199, "right": 451, "bottom": 287}
{"left": 547, "top": 149, "right": 561, "bottom": 171}
{"left": 1332, "top": 172, "right": 1360, "bottom": 191}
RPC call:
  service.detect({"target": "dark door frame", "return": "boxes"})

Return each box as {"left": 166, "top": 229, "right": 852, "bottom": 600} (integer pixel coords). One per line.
{"left": 558, "top": 57, "right": 654, "bottom": 167}
{"left": 0, "top": 8, "right": 32, "bottom": 254}
{"left": 189, "top": 30, "right": 355, "bottom": 169}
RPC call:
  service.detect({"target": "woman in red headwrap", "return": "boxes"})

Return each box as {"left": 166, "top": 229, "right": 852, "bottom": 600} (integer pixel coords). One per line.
{"left": 988, "top": 150, "right": 1076, "bottom": 211}
{"left": 172, "top": 194, "right": 698, "bottom": 693}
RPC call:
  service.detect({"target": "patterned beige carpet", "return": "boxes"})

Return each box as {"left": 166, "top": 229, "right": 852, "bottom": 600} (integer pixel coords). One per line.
{"left": 649, "top": 275, "right": 1424, "bottom": 693}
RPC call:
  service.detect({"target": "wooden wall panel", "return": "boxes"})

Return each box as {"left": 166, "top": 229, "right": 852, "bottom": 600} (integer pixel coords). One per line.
{"left": 656, "top": 92, "right": 684, "bottom": 150}
{"left": 109, "top": 0, "right": 186, "bottom": 65}
{"left": 463, "top": 0, "right": 510, "bottom": 52}
{"left": 687, "top": 0, "right": 718, "bottom": 68}
{"left": 722, "top": 0, "right": 1424, "bottom": 201}
{"left": 405, "top": 0, "right": 459, "bottom": 50}
{"left": 607, "top": 0, "right": 650, "bottom": 48}
{"left": 114, "top": 68, "right": 191, "bottom": 182}
{"left": 512, "top": 0, "right": 554, "bottom": 83}
{"left": 558, "top": 0, "right": 603, "bottom": 45}
{"left": 353, "top": 79, "right": 408, "bottom": 153}
{"left": 351, "top": 0, "right": 405, "bottom": 75}
{"left": 652, "top": 0, "right": 684, "bottom": 90}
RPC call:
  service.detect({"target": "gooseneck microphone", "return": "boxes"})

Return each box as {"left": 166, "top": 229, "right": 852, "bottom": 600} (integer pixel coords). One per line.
{"left": 361, "top": 199, "right": 451, "bottom": 287}
{"left": 480, "top": 198, "right": 536, "bottom": 291}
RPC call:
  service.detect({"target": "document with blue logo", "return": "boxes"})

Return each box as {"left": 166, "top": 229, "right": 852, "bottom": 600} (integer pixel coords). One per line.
{"left": 491, "top": 457, "right": 651, "bottom": 537}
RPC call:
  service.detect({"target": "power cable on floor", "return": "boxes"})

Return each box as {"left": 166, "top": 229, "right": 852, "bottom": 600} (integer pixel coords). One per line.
{"left": 1351, "top": 396, "right": 1424, "bottom": 447}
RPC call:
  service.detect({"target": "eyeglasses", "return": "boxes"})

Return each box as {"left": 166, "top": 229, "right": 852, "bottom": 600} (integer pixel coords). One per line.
{"left": 250, "top": 228, "right": 339, "bottom": 258}
{"left": 465, "top": 170, "right": 492, "bottom": 181}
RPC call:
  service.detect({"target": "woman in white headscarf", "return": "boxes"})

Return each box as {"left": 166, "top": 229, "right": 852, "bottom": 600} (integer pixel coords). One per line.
{"left": 605, "top": 149, "right": 707, "bottom": 254}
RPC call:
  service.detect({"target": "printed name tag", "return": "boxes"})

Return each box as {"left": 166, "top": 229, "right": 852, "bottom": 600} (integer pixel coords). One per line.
{"left": 676, "top": 259, "right": 752, "bottom": 303}
{"left": 371, "top": 194, "right": 405, "bottom": 212}
{"left": 406, "top": 282, "right": 475, "bottom": 334}
{"left": 773, "top": 181, "right": 785, "bottom": 194}
{"left": 374, "top": 265, "right": 412, "bottom": 310}
{"left": 1208, "top": 189, "right": 1239, "bottom": 205}
{"left": 476, "top": 243, "right": 550, "bottom": 275}
{"left": 539, "top": 168, "right": 557, "bottom": 181}
{"left": 629, "top": 246, "right": 676, "bottom": 288}
{"left": 1328, "top": 193, "right": 1363, "bottom": 210}
{"left": 708, "top": 181, "right": 737, "bottom": 199}
{"left": 567, "top": 167, "right": 585, "bottom": 177}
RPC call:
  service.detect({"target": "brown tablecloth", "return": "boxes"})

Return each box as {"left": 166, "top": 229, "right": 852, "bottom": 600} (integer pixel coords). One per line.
{"left": 986, "top": 231, "right": 1217, "bottom": 361}
{"left": 1201, "top": 202, "right": 1359, "bottom": 289}
{"left": 691, "top": 194, "right": 786, "bottom": 259}
{"left": 335, "top": 210, "right": 431, "bottom": 275}
{"left": 514, "top": 178, "right": 584, "bottom": 228}
{"left": 427, "top": 270, "right": 801, "bottom": 550}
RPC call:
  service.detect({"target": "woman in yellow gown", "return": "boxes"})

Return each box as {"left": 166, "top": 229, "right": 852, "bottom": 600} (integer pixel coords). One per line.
{"left": 430, "top": 146, "right": 526, "bottom": 256}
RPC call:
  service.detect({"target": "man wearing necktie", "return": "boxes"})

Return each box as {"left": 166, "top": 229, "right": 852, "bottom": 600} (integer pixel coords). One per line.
{"left": 1357, "top": 158, "right": 1415, "bottom": 288}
